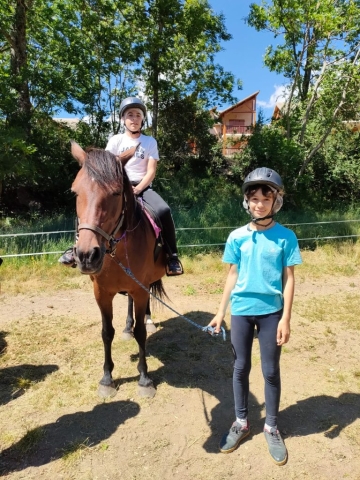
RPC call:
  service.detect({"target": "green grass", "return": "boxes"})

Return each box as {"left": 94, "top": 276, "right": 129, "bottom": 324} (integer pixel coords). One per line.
{"left": 15, "top": 426, "right": 44, "bottom": 454}
{"left": 295, "top": 292, "right": 360, "bottom": 330}
{"left": 1, "top": 207, "right": 360, "bottom": 259}
{"left": 61, "top": 438, "right": 92, "bottom": 465}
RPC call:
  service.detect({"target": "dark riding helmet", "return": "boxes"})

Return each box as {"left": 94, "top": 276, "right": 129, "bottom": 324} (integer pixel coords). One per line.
{"left": 119, "top": 97, "right": 147, "bottom": 119}
{"left": 242, "top": 167, "right": 284, "bottom": 216}
{"left": 242, "top": 167, "right": 284, "bottom": 194}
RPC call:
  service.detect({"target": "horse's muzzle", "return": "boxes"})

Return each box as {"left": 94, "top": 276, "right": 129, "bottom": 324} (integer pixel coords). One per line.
{"left": 74, "top": 245, "right": 105, "bottom": 274}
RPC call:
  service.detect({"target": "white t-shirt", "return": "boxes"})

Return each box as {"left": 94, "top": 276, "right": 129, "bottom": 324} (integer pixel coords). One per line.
{"left": 105, "top": 133, "right": 159, "bottom": 183}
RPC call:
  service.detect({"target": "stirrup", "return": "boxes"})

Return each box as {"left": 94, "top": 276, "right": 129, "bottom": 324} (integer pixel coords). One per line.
{"left": 166, "top": 256, "right": 184, "bottom": 276}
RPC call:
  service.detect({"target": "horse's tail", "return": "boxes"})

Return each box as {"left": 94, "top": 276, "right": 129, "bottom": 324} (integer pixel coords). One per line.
{"left": 150, "top": 279, "right": 168, "bottom": 304}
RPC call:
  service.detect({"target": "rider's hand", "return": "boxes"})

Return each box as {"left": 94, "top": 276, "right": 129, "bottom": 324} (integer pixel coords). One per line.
{"left": 132, "top": 185, "right": 142, "bottom": 196}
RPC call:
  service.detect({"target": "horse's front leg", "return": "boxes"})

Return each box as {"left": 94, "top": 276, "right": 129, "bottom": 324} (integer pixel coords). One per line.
{"left": 94, "top": 286, "right": 117, "bottom": 398}
{"left": 133, "top": 294, "right": 156, "bottom": 398}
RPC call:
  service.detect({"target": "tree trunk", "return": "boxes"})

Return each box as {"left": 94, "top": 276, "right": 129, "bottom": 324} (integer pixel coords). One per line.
{"left": 9, "top": 0, "right": 32, "bottom": 132}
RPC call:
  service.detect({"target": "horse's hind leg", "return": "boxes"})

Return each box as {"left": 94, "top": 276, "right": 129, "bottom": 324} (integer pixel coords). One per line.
{"left": 133, "top": 295, "right": 156, "bottom": 398}
{"left": 122, "top": 295, "right": 135, "bottom": 340}
{"left": 123, "top": 297, "right": 155, "bottom": 338}
{"left": 145, "top": 299, "right": 157, "bottom": 334}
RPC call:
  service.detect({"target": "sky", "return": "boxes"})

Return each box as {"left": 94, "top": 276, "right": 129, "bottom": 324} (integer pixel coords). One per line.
{"left": 208, "top": 0, "right": 287, "bottom": 119}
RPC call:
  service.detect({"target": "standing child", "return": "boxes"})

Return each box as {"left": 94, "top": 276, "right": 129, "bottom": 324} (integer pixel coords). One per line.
{"left": 208, "top": 167, "right": 302, "bottom": 465}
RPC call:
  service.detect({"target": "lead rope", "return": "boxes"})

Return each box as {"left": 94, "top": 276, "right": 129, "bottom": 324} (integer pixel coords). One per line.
{"left": 110, "top": 237, "right": 226, "bottom": 341}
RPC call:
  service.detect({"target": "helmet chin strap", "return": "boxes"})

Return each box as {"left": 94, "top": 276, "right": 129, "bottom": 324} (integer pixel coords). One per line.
{"left": 124, "top": 125, "right": 141, "bottom": 135}
{"left": 251, "top": 214, "right": 274, "bottom": 226}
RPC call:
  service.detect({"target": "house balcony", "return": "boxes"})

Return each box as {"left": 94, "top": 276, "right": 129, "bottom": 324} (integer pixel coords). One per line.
{"left": 224, "top": 124, "right": 252, "bottom": 135}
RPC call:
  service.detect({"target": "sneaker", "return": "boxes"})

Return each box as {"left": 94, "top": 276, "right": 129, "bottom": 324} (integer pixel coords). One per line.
{"left": 219, "top": 421, "right": 250, "bottom": 453}
{"left": 58, "top": 247, "right": 76, "bottom": 268}
{"left": 264, "top": 427, "right": 288, "bottom": 465}
{"left": 166, "top": 255, "right": 184, "bottom": 276}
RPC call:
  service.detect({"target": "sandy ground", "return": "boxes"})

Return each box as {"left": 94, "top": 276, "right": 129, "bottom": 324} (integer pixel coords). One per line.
{"left": 0, "top": 272, "right": 359, "bottom": 480}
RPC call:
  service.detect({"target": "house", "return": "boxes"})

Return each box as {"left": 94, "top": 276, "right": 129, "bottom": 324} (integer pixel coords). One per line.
{"left": 53, "top": 118, "right": 81, "bottom": 129}
{"left": 272, "top": 101, "right": 285, "bottom": 121}
{"left": 211, "top": 91, "right": 259, "bottom": 156}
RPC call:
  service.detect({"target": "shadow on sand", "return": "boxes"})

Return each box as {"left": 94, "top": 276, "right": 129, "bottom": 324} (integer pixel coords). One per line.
{"left": 0, "top": 363, "right": 59, "bottom": 406}
{"left": 2, "top": 311, "right": 358, "bottom": 474}
{"left": 0, "top": 400, "right": 140, "bottom": 476}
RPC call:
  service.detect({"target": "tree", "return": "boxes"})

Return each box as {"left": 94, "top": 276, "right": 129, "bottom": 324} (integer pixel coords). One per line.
{"left": 134, "top": 0, "right": 240, "bottom": 137}
{"left": 156, "top": 93, "right": 222, "bottom": 172}
{"left": 0, "top": 0, "right": 141, "bottom": 207}
{"left": 0, "top": 0, "right": 240, "bottom": 212}
{"left": 247, "top": 0, "right": 360, "bottom": 183}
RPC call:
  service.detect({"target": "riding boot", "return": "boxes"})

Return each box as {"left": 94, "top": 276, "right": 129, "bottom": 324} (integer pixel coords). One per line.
{"left": 166, "top": 253, "right": 184, "bottom": 276}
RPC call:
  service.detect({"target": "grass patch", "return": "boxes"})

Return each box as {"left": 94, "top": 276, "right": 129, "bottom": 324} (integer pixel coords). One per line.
{"left": 1, "top": 241, "right": 360, "bottom": 296}
{"left": 16, "top": 426, "right": 44, "bottom": 454}
{"left": 296, "top": 291, "right": 360, "bottom": 330}
{"left": 297, "top": 241, "right": 360, "bottom": 280}
{"left": 61, "top": 438, "right": 92, "bottom": 465}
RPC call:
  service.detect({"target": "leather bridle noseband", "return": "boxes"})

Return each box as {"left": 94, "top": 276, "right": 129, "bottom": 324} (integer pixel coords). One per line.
{"left": 77, "top": 198, "right": 126, "bottom": 257}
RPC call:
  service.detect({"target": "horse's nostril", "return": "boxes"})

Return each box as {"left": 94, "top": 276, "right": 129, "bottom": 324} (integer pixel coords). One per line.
{"left": 89, "top": 247, "right": 101, "bottom": 263}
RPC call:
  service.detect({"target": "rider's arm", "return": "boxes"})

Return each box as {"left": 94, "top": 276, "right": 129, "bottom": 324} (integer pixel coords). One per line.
{"left": 132, "top": 158, "right": 157, "bottom": 195}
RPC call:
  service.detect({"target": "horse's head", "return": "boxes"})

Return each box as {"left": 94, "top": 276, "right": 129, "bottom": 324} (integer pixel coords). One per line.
{"left": 70, "top": 142, "right": 135, "bottom": 274}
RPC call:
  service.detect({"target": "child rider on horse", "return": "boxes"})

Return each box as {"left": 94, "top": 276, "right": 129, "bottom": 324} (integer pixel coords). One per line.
{"left": 59, "top": 96, "right": 183, "bottom": 276}
{"left": 208, "top": 167, "right": 302, "bottom": 465}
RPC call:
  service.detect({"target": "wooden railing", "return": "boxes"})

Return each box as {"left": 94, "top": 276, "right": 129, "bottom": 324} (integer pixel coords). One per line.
{"left": 224, "top": 124, "right": 251, "bottom": 134}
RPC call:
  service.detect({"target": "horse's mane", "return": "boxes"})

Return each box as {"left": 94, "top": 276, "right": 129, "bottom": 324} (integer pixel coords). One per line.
{"left": 84, "top": 148, "right": 140, "bottom": 229}
{"left": 84, "top": 148, "right": 123, "bottom": 193}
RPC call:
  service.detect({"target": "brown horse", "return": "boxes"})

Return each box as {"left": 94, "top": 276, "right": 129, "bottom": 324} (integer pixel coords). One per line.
{"left": 70, "top": 142, "right": 167, "bottom": 398}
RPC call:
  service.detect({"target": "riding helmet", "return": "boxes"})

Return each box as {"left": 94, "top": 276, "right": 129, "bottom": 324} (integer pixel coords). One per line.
{"left": 119, "top": 97, "right": 147, "bottom": 119}
{"left": 242, "top": 167, "right": 284, "bottom": 193}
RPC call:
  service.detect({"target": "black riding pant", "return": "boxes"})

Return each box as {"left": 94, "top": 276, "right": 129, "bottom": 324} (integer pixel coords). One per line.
{"left": 141, "top": 188, "right": 178, "bottom": 256}
{"left": 231, "top": 310, "right": 283, "bottom": 427}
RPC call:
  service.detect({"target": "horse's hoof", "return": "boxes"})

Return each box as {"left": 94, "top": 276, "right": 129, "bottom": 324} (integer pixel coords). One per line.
{"left": 98, "top": 383, "right": 117, "bottom": 398}
{"left": 146, "top": 322, "right": 157, "bottom": 334}
{"left": 121, "top": 330, "right": 134, "bottom": 341}
{"left": 138, "top": 384, "right": 156, "bottom": 398}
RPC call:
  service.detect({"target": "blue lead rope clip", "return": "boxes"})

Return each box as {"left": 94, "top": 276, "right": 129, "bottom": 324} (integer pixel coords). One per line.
{"left": 202, "top": 326, "right": 226, "bottom": 341}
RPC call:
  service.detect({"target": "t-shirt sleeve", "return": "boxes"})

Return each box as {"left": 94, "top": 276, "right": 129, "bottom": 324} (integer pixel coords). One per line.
{"left": 222, "top": 233, "right": 240, "bottom": 265}
{"left": 105, "top": 135, "right": 119, "bottom": 155}
{"left": 148, "top": 138, "right": 159, "bottom": 161}
{"left": 284, "top": 231, "right": 302, "bottom": 266}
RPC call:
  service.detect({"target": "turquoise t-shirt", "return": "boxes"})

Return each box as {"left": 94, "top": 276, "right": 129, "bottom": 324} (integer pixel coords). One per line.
{"left": 223, "top": 222, "right": 302, "bottom": 316}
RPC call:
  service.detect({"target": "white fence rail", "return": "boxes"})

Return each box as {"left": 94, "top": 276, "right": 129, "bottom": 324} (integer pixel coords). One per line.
{"left": 1, "top": 220, "right": 360, "bottom": 258}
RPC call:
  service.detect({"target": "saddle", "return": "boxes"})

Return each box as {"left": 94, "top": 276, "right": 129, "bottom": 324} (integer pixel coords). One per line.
{"left": 137, "top": 197, "right": 164, "bottom": 261}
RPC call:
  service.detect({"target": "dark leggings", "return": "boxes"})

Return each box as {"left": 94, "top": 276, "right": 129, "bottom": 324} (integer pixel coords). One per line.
{"left": 231, "top": 310, "right": 283, "bottom": 427}
{"left": 141, "top": 188, "right": 178, "bottom": 256}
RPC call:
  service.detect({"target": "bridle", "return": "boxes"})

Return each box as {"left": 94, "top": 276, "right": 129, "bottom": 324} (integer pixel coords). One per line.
{"left": 77, "top": 196, "right": 127, "bottom": 257}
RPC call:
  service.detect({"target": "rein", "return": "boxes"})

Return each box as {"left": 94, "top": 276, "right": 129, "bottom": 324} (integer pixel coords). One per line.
{"left": 110, "top": 251, "right": 226, "bottom": 342}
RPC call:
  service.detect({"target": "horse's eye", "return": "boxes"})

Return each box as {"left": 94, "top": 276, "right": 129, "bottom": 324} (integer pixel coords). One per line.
{"left": 112, "top": 192, "right": 122, "bottom": 197}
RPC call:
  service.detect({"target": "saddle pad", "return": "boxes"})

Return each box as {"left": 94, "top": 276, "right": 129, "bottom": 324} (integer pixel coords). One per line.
{"left": 144, "top": 209, "right": 162, "bottom": 238}
{"left": 138, "top": 197, "right": 161, "bottom": 238}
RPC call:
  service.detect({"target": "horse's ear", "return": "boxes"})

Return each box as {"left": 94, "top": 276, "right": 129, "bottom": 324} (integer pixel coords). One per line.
{"left": 115, "top": 144, "right": 140, "bottom": 167}
{"left": 70, "top": 141, "right": 87, "bottom": 165}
